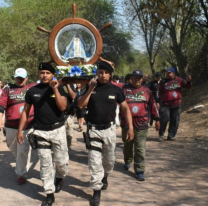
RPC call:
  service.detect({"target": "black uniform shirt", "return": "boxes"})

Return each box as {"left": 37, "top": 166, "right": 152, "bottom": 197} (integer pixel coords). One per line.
{"left": 25, "top": 83, "right": 68, "bottom": 125}
{"left": 87, "top": 81, "right": 125, "bottom": 124}
{"left": 65, "top": 84, "right": 75, "bottom": 114}
{"left": 149, "top": 80, "right": 159, "bottom": 101}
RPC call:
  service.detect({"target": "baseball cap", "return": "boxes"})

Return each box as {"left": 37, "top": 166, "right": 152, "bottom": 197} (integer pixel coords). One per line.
{"left": 14, "top": 68, "right": 27, "bottom": 78}
{"left": 166, "top": 67, "right": 175, "bottom": 73}
{"left": 131, "top": 70, "right": 143, "bottom": 77}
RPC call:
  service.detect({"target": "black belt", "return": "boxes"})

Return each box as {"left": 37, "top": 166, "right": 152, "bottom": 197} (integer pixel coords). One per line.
{"left": 34, "top": 122, "right": 64, "bottom": 131}
{"left": 88, "top": 121, "right": 115, "bottom": 130}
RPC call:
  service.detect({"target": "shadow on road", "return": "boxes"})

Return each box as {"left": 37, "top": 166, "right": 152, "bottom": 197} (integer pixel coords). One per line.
{"left": 0, "top": 150, "right": 45, "bottom": 201}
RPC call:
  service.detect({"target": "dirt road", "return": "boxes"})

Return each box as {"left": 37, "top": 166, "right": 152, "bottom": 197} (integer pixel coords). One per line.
{"left": 0, "top": 118, "right": 208, "bottom": 206}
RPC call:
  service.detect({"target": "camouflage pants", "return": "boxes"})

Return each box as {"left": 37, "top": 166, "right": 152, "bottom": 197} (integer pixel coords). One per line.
{"left": 88, "top": 123, "right": 116, "bottom": 191}
{"left": 65, "top": 115, "right": 74, "bottom": 149}
{"left": 33, "top": 125, "right": 69, "bottom": 194}
{"left": 5, "top": 127, "right": 32, "bottom": 177}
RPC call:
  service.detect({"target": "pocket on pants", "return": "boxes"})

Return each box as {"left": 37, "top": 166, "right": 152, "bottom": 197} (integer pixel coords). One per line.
{"left": 58, "top": 136, "right": 67, "bottom": 152}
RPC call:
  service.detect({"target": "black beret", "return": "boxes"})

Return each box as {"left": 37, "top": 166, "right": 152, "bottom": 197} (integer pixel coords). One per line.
{"left": 97, "top": 61, "right": 114, "bottom": 73}
{"left": 38, "top": 62, "right": 55, "bottom": 74}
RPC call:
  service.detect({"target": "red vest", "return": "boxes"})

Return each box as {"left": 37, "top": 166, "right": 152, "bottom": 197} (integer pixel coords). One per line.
{"left": 159, "top": 76, "right": 191, "bottom": 108}
{"left": 0, "top": 83, "right": 36, "bottom": 129}
{"left": 121, "top": 85, "right": 159, "bottom": 130}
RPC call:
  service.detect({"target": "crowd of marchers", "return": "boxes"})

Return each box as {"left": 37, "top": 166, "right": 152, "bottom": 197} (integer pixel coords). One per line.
{"left": 0, "top": 61, "right": 191, "bottom": 206}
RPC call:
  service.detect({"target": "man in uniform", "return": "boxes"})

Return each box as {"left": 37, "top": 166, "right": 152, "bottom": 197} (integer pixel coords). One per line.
{"left": 52, "top": 80, "right": 76, "bottom": 151}
{"left": 78, "top": 60, "right": 134, "bottom": 206}
{"left": 65, "top": 114, "right": 74, "bottom": 150}
{"left": 149, "top": 72, "right": 162, "bottom": 101}
{"left": 65, "top": 84, "right": 76, "bottom": 150}
{"left": 142, "top": 74, "right": 150, "bottom": 88}
{"left": 17, "top": 63, "right": 69, "bottom": 206}
{"left": 112, "top": 75, "right": 119, "bottom": 83}
{"left": 158, "top": 67, "right": 192, "bottom": 141}
{"left": 0, "top": 68, "right": 35, "bottom": 184}
{"left": 121, "top": 70, "right": 160, "bottom": 181}
{"left": 125, "top": 74, "right": 132, "bottom": 85}
{"left": 149, "top": 72, "right": 161, "bottom": 126}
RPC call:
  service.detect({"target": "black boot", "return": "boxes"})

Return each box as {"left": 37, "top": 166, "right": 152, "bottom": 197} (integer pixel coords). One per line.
{"left": 41, "top": 193, "right": 55, "bottom": 206}
{"left": 55, "top": 177, "right": 63, "bottom": 193}
{"left": 101, "top": 177, "right": 108, "bottom": 190}
{"left": 90, "top": 190, "right": 101, "bottom": 206}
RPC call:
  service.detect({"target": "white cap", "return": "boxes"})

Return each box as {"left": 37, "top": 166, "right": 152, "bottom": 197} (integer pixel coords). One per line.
{"left": 14, "top": 68, "right": 27, "bottom": 78}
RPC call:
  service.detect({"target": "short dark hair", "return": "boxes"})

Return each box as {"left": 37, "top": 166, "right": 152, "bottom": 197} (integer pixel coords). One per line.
{"left": 113, "top": 75, "right": 119, "bottom": 80}
{"left": 125, "top": 74, "right": 131, "bottom": 82}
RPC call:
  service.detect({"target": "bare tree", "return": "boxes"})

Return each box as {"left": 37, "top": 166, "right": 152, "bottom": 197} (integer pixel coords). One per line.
{"left": 124, "top": 0, "right": 166, "bottom": 77}
{"left": 145, "top": 0, "right": 198, "bottom": 77}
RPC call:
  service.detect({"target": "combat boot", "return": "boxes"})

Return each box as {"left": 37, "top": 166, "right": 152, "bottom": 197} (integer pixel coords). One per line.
{"left": 101, "top": 177, "right": 108, "bottom": 190}
{"left": 41, "top": 193, "right": 55, "bottom": 206}
{"left": 55, "top": 177, "right": 63, "bottom": 193}
{"left": 90, "top": 190, "right": 101, "bottom": 206}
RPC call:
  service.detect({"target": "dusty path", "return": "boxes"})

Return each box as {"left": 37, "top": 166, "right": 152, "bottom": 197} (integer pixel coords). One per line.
{"left": 0, "top": 118, "right": 208, "bottom": 206}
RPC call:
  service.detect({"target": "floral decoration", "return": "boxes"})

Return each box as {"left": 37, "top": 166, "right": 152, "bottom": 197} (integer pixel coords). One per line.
{"left": 56, "top": 64, "right": 97, "bottom": 77}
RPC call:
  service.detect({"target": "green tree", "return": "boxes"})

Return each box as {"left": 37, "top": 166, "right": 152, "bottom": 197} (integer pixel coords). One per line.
{"left": 144, "top": 0, "right": 200, "bottom": 77}
{"left": 0, "top": 51, "right": 21, "bottom": 84}
{"left": 0, "top": 0, "right": 133, "bottom": 81}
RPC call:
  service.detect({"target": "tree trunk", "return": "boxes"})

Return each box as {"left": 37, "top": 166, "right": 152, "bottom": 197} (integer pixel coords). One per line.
{"left": 149, "top": 56, "right": 156, "bottom": 79}
{"left": 173, "top": 46, "right": 187, "bottom": 77}
{"left": 169, "top": 26, "right": 188, "bottom": 77}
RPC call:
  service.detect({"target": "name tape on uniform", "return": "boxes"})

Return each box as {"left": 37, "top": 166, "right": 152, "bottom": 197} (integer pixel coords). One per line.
{"left": 108, "top": 95, "right": 115, "bottom": 99}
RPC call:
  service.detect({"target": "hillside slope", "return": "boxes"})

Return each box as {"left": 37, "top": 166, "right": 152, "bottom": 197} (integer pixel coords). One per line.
{"left": 167, "top": 81, "right": 208, "bottom": 167}
{"left": 181, "top": 81, "right": 208, "bottom": 143}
